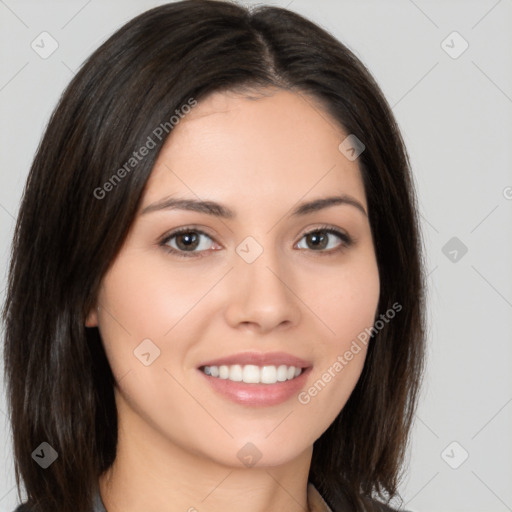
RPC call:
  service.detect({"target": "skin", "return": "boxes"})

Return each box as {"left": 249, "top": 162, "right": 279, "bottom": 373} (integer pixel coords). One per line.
{"left": 86, "top": 88, "right": 380, "bottom": 512}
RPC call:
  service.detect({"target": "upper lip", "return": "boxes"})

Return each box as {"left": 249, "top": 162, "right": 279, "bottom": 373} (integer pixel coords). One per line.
{"left": 198, "top": 351, "right": 312, "bottom": 369}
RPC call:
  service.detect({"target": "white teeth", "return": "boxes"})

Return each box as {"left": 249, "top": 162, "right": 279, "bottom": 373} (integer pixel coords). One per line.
{"left": 276, "top": 364, "right": 288, "bottom": 382}
{"left": 202, "top": 364, "right": 303, "bottom": 384}
{"left": 242, "top": 364, "right": 260, "bottom": 383}
{"left": 219, "top": 365, "right": 229, "bottom": 379}
{"left": 260, "top": 365, "right": 277, "bottom": 384}
{"left": 229, "top": 364, "right": 243, "bottom": 382}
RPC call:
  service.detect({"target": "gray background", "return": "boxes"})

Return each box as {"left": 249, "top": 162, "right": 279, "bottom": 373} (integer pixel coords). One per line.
{"left": 1, "top": 1, "right": 511, "bottom": 511}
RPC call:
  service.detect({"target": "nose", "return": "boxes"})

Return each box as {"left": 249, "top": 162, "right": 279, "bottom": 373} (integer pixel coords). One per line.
{"left": 223, "top": 244, "right": 302, "bottom": 334}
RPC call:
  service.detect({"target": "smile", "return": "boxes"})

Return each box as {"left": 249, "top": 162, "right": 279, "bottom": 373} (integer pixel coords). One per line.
{"left": 200, "top": 364, "right": 303, "bottom": 384}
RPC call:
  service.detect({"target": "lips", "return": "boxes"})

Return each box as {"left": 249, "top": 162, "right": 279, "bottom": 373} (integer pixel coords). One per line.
{"left": 197, "top": 351, "right": 312, "bottom": 406}
{"left": 198, "top": 351, "right": 311, "bottom": 369}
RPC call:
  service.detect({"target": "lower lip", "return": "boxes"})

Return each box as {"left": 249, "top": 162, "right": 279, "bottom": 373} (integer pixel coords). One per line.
{"left": 198, "top": 367, "right": 311, "bottom": 407}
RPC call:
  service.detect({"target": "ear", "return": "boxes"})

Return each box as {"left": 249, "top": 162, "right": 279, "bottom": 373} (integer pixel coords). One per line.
{"left": 85, "top": 305, "right": 99, "bottom": 328}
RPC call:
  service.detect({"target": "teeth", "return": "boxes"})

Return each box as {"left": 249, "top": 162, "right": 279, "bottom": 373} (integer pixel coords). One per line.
{"left": 243, "top": 364, "right": 259, "bottom": 383}
{"left": 276, "top": 365, "right": 288, "bottom": 381}
{"left": 229, "top": 364, "right": 243, "bottom": 382}
{"left": 261, "top": 365, "right": 276, "bottom": 384}
{"left": 219, "top": 365, "right": 229, "bottom": 379}
{"left": 202, "top": 364, "right": 303, "bottom": 384}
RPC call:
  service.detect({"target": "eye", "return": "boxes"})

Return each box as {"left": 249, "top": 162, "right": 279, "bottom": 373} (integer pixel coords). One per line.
{"left": 295, "top": 225, "right": 353, "bottom": 254}
{"left": 159, "top": 227, "right": 218, "bottom": 258}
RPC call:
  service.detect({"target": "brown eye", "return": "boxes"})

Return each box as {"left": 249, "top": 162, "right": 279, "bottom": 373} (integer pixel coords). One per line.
{"left": 160, "top": 228, "right": 216, "bottom": 258}
{"left": 174, "top": 231, "right": 201, "bottom": 251}
{"left": 305, "top": 231, "right": 329, "bottom": 250}
{"left": 296, "top": 227, "right": 352, "bottom": 253}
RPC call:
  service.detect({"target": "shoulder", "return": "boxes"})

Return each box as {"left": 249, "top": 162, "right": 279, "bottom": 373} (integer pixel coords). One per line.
{"left": 370, "top": 500, "right": 412, "bottom": 512}
{"left": 308, "top": 482, "right": 412, "bottom": 512}
{"left": 12, "top": 486, "right": 105, "bottom": 512}
{"left": 11, "top": 499, "right": 104, "bottom": 512}
{"left": 12, "top": 505, "right": 31, "bottom": 512}
{"left": 354, "top": 496, "right": 413, "bottom": 512}
{"left": 349, "top": 496, "right": 413, "bottom": 512}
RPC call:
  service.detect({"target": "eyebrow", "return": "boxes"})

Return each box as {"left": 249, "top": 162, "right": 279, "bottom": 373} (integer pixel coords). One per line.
{"left": 141, "top": 194, "right": 367, "bottom": 218}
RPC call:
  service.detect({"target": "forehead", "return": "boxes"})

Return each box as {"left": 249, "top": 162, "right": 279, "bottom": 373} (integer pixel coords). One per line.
{"left": 142, "top": 88, "right": 367, "bottom": 213}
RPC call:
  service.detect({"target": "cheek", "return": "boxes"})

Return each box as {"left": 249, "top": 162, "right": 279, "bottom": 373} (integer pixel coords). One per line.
{"left": 308, "top": 254, "right": 380, "bottom": 349}
{"left": 94, "top": 253, "right": 218, "bottom": 387}
{"left": 295, "top": 256, "right": 379, "bottom": 422}
{"left": 97, "top": 254, "right": 203, "bottom": 338}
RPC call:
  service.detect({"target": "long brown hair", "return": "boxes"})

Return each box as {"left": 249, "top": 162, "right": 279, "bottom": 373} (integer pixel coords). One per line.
{"left": 2, "top": 1, "right": 426, "bottom": 511}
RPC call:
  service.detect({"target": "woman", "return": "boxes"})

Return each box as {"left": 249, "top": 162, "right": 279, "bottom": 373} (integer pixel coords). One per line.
{"left": 3, "top": 1, "right": 426, "bottom": 511}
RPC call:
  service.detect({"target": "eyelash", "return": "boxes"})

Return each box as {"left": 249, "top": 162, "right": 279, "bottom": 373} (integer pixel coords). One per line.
{"left": 158, "top": 224, "right": 354, "bottom": 259}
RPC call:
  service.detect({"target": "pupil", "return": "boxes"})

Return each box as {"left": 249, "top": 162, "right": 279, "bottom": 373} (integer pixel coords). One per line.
{"left": 177, "top": 232, "right": 198, "bottom": 250}
{"left": 309, "top": 232, "right": 326, "bottom": 249}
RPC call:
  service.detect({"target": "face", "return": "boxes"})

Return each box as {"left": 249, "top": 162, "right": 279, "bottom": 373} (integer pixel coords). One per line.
{"left": 87, "top": 88, "right": 380, "bottom": 468}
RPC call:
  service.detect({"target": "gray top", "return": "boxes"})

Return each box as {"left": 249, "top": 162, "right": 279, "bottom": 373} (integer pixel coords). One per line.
{"left": 92, "top": 485, "right": 107, "bottom": 512}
